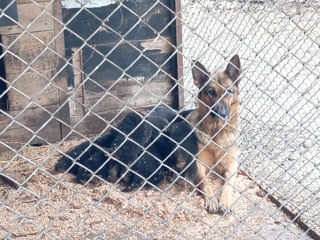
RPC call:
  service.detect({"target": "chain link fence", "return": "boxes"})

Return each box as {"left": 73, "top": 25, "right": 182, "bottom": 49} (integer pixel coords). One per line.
{"left": 0, "top": 0, "right": 319, "bottom": 239}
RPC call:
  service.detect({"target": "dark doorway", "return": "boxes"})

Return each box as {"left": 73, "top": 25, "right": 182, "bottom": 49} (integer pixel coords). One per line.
{"left": 0, "top": 35, "right": 8, "bottom": 111}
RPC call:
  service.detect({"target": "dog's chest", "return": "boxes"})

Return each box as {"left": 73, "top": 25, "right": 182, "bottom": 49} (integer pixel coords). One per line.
{"left": 212, "top": 128, "right": 240, "bottom": 148}
{"left": 196, "top": 129, "right": 240, "bottom": 168}
{"left": 187, "top": 111, "right": 240, "bottom": 150}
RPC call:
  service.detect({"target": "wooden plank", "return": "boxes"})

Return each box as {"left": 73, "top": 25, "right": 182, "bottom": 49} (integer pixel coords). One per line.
{"left": 83, "top": 78, "right": 174, "bottom": 114}
{"left": 83, "top": 76, "right": 175, "bottom": 101}
{"left": 52, "top": 0, "right": 65, "bottom": 58}
{"left": 2, "top": 31, "right": 58, "bottom": 75}
{"left": 71, "top": 107, "right": 145, "bottom": 137}
{"left": 140, "top": 37, "right": 173, "bottom": 54}
{"left": 0, "top": 113, "right": 13, "bottom": 132}
{"left": 0, "top": 120, "right": 62, "bottom": 147}
{"left": 0, "top": 104, "right": 62, "bottom": 149}
{"left": 175, "top": 0, "right": 185, "bottom": 109}
{"left": 2, "top": 103, "right": 60, "bottom": 130}
{"left": 62, "top": 2, "right": 175, "bottom": 48}
{"left": 72, "top": 112, "right": 112, "bottom": 137}
{"left": 52, "top": 0, "right": 70, "bottom": 139}
{"left": 80, "top": 39, "right": 176, "bottom": 90}
{"left": 0, "top": 2, "right": 53, "bottom": 35}
{"left": 69, "top": 47, "right": 85, "bottom": 126}
{"left": 6, "top": 68, "right": 61, "bottom": 111}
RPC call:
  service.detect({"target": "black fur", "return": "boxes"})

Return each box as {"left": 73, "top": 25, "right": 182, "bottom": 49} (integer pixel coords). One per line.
{"left": 121, "top": 115, "right": 173, "bottom": 191}
{"left": 74, "top": 150, "right": 109, "bottom": 184}
{"left": 147, "top": 107, "right": 195, "bottom": 123}
{"left": 54, "top": 133, "right": 115, "bottom": 176}
{"left": 146, "top": 107, "right": 198, "bottom": 182}
{"left": 54, "top": 109, "right": 198, "bottom": 191}
{"left": 54, "top": 112, "right": 143, "bottom": 183}
{"left": 167, "top": 120, "right": 198, "bottom": 182}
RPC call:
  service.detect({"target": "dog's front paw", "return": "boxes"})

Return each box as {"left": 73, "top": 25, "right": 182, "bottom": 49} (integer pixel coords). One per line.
{"left": 204, "top": 198, "right": 219, "bottom": 214}
{"left": 217, "top": 192, "right": 233, "bottom": 214}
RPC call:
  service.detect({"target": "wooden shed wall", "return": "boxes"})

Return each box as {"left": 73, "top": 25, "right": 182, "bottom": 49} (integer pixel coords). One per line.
{"left": 62, "top": 0, "right": 180, "bottom": 135}
{"left": 0, "top": 0, "right": 69, "bottom": 152}
{"left": 0, "top": 0, "right": 181, "bottom": 152}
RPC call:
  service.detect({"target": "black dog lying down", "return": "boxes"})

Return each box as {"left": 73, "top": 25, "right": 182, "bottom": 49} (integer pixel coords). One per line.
{"left": 55, "top": 109, "right": 198, "bottom": 191}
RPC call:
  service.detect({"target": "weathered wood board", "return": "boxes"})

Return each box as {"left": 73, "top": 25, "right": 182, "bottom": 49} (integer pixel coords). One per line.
{"left": 0, "top": 0, "right": 181, "bottom": 146}
{"left": 0, "top": 103, "right": 63, "bottom": 151}
{"left": 62, "top": 0, "right": 179, "bottom": 135}
{"left": 0, "top": 2, "right": 54, "bottom": 35}
{"left": 0, "top": 0, "right": 69, "bottom": 151}
{"left": 5, "top": 68, "right": 62, "bottom": 111}
{"left": 2, "top": 31, "right": 58, "bottom": 75}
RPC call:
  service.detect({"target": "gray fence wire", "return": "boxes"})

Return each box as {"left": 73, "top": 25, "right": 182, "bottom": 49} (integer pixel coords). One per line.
{"left": 0, "top": 0, "right": 319, "bottom": 239}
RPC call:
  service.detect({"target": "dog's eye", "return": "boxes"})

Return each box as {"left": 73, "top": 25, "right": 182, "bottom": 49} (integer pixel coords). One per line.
{"left": 207, "top": 88, "right": 216, "bottom": 97}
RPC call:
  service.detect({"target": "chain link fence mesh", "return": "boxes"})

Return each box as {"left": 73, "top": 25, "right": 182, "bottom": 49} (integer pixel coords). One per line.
{"left": 0, "top": 0, "right": 319, "bottom": 239}
{"left": 182, "top": 0, "right": 320, "bottom": 237}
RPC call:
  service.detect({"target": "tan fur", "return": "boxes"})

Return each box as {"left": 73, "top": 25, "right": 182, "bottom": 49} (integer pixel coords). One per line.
{"left": 189, "top": 56, "right": 241, "bottom": 214}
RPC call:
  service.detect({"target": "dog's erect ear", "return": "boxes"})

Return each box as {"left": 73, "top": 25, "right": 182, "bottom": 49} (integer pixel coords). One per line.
{"left": 192, "top": 61, "right": 210, "bottom": 89}
{"left": 225, "top": 54, "right": 241, "bottom": 84}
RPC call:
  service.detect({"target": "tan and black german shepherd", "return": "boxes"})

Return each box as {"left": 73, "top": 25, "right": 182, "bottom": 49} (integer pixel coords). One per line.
{"left": 55, "top": 54, "right": 241, "bottom": 215}
{"left": 188, "top": 55, "right": 241, "bottom": 213}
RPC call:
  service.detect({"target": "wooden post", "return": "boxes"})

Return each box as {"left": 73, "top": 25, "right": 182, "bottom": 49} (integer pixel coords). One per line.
{"left": 52, "top": 0, "right": 70, "bottom": 139}
{"left": 175, "top": 0, "right": 184, "bottom": 109}
{"left": 69, "top": 48, "right": 85, "bottom": 126}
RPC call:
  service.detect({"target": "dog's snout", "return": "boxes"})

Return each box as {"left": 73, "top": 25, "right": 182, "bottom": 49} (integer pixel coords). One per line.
{"left": 212, "top": 104, "right": 229, "bottom": 120}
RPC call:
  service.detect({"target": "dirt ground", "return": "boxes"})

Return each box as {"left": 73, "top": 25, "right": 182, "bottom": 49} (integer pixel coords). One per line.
{"left": 0, "top": 142, "right": 310, "bottom": 239}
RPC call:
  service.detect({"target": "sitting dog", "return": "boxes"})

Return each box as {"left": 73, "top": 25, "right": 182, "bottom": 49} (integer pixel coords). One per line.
{"left": 186, "top": 54, "right": 241, "bottom": 214}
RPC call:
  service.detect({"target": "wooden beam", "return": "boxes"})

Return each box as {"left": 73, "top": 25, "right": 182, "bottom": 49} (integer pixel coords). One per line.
{"left": 52, "top": 0, "right": 70, "bottom": 139}
{"left": 175, "top": 0, "right": 184, "bottom": 109}
{"left": 69, "top": 47, "right": 85, "bottom": 127}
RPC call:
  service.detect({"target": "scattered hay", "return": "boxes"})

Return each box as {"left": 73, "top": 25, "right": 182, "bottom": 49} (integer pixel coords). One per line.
{"left": 0, "top": 142, "right": 309, "bottom": 239}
